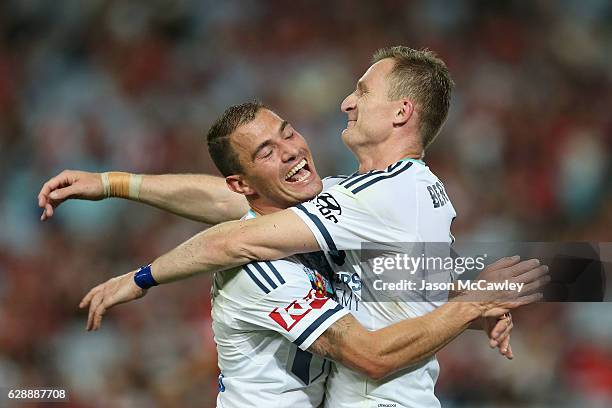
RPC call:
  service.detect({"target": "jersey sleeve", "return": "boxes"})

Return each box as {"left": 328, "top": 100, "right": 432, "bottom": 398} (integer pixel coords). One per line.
{"left": 234, "top": 259, "right": 350, "bottom": 351}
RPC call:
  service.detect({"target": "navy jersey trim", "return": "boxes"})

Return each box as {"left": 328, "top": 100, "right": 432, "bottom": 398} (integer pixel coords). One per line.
{"left": 265, "top": 261, "right": 286, "bottom": 285}
{"left": 351, "top": 162, "right": 413, "bottom": 194}
{"left": 338, "top": 172, "right": 360, "bottom": 186}
{"left": 291, "top": 349, "right": 313, "bottom": 384}
{"left": 295, "top": 204, "right": 339, "bottom": 253}
{"left": 294, "top": 304, "right": 344, "bottom": 347}
{"left": 338, "top": 159, "right": 409, "bottom": 189}
{"left": 387, "top": 161, "right": 404, "bottom": 171}
{"left": 244, "top": 264, "right": 270, "bottom": 293}
{"left": 323, "top": 175, "right": 349, "bottom": 181}
{"left": 252, "top": 262, "right": 278, "bottom": 290}
{"left": 342, "top": 170, "right": 385, "bottom": 189}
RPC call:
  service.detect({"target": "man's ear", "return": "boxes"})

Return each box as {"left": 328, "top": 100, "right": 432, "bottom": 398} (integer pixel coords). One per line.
{"left": 226, "top": 175, "right": 256, "bottom": 196}
{"left": 393, "top": 99, "right": 414, "bottom": 127}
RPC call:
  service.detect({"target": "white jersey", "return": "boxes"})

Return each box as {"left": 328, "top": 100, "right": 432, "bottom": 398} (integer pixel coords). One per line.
{"left": 212, "top": 204, "right": 349, "bottom": 408}
{"left": 290, "top": 159, "right": 457, "bottom": 408}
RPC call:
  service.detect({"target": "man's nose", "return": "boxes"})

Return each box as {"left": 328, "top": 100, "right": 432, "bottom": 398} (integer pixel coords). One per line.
{"left": 280, "top": 140, "right": 300, "bottom": 163}
{"left": 341, "top": 92, "right": 356, "bottom": 112}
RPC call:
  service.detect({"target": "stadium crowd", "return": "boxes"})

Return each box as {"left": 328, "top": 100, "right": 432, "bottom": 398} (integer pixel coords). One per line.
{"left": 0, "top": 1, "right": 610, "bottom": 407}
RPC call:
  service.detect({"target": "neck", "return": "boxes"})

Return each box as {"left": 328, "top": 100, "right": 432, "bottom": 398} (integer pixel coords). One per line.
{"left": 247, "top": 198, "right": 284, "bottom": 216}
{"left": 353, "top": 143, "right": 423, "bottom": 173}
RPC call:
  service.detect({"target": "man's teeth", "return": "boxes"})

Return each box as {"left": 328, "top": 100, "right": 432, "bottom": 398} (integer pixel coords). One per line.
{"left": 285, "top": 159, "right": 307, "bottom": 180}
{"left": 291, "top": 169, "right": 311, "bottom": 183}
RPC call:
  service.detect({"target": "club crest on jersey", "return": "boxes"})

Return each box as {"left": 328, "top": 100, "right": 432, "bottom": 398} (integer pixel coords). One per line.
{"left": 314, "top": 193, "right": 342, "bottom": 223}
{"left": 303, "top": 266, "right": 334, "bottom": 297}
{"left": 268, "top": 287, "right": 330, "bottom": 331}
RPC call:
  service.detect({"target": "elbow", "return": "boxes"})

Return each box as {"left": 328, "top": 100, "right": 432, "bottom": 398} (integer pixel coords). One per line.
{"left": 214, "top": 199, "right": 246, "bottom": 224}
{"left": 205, "top": 225, "right": 244, "bottom": 261}
{"left": 235, "top": 242, "right": 261, "bottom": 262}
{"left": 224, "top": 222, "right": 262, "bottom": 262}
{"left": 346, "top": 345, "right": 393, "bottom": 381}
{"left": 356, "top": 358, "right": 391, "bottom": 381}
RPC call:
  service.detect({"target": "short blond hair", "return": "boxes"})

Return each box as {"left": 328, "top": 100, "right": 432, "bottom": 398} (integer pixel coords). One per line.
{"left": 373, "top": 46, "right": 454, "bottom": 149}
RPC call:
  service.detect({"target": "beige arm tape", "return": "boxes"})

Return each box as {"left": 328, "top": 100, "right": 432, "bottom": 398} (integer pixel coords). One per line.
{"left": 101, "top": 172, "right": 143, "bottom": 199}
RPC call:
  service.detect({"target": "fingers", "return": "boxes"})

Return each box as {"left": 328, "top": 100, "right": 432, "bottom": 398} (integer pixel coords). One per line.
{"left": 92, "top": 304, "right": 107, "bottom": 331}
{"left": 79, "top": 284, "right": 102, "bottom": 309}
{"left": 486, "top": 255, "right": 521, "bottom": 272}
{"left": 486, "top": 315, "right": 514, "bottom": 359}
{"left": 87, "top": 290, "right": 104, "bottom": 331}
{"left": 489, "top": 318, "right": 510, "bottom": 347}
{"left": 503, "top": 258, "right": 542, "bottom": 279}
{"left": 48, "top": 185, "right": 78, "bottom": 202}
{"left": 498, "top": 334, "right": 512, "bottom": 359}
{"left": 496, "top": 320, "right": 513, "bottom": 346}
{"left": 506, "top": 343, "right": 514, "bottom": 359}
{"left": 519, "top": 272, "right": 551, "bottom": 295}
{"left": 38, "top": 172, "right": 71, "bottom": 206}
{"left": 514, "top": 264, "right": 549, "bottom": 285}
{"left": 38, "top": 172, "right": 74, "bottom": 221}
{"left": 40, "top": 203, "right": 56, "bottom": 221}
{"left": 80, "top": 273, "right": 147, "bottom": 332}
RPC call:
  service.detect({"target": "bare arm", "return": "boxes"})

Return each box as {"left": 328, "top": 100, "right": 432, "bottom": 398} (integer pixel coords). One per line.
{"left": 137, "top": 174, "right": 248, "bottom": 223}
{"left": 308, "top": 274, "right": 541, "bottom": 381}
{"left": 308, "top": 302, "right": 481, "bottom": 380}
{"left": 79, "top": 209, "right": 319, "bottom": 330}
{"left": 150, "top": 208, "right": 318, "bottom": 283}
{"left": 306, "top": 257, "right": 548, "bottom": 378}
{"left": 38, "top": 170, "right": 249, "bottom": 224}
{"left": 310, "top": 309, "right": 515, "bottom": 381}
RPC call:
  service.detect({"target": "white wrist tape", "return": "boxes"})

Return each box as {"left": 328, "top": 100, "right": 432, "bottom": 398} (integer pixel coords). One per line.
{"left": 128, "top": 174, "right": 143, "bottom": 200}
{"left": 101, "top": 172, "right": 111, "bottom": 198}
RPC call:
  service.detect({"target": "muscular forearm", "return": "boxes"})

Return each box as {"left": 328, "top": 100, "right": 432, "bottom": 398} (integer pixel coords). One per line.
{"left": 136, "top": 174, "right": 248, "bottom": 223}
{"left": 311, "top": 302, "right": 481, "bottom": 380}
{"left": 38, "top": 170, "right": 248, "bottom": 224}
{"left": 150, "top": 209, "right": 319, "bottom": 283}
{"left": 366, "top": 302, "right": 481, "bottom": 376}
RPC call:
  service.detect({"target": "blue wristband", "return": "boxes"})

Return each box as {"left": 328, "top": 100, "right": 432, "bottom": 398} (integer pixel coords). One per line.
{"left": 134, "top": 264, "right": 158, "bottom": 289}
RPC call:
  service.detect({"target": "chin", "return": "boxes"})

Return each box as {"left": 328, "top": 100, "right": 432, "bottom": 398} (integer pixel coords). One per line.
{"left": 341, "top": 129, "right": 355, "bottom": 149}
{"left": 288, "top": 179, "right": 322, "bottom": 203}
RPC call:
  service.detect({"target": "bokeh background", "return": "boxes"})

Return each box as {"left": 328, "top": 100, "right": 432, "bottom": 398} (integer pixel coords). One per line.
{"left": 1, "top": 0, "right": 611, "bottom": 407}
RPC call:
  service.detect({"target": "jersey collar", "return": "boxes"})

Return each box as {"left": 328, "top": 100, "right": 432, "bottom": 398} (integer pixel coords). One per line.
{"left": 399, "top": 157, "right": 425, "bottom": 165}
{"left": 349, "top": 157, "right": 425, "bottom": 177}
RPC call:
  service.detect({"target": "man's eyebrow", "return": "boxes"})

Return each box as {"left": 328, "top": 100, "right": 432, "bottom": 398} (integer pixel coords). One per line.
{"left": 357, "top": 81, "right": 367, "bottom": 93}
{"left": 279, "top": 120, "right": 289, "bottom": 133}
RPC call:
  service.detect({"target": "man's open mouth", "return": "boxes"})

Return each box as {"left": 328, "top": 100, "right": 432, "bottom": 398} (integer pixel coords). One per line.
{"left": 285, "top": 158, "right": 312, "bottom": 183}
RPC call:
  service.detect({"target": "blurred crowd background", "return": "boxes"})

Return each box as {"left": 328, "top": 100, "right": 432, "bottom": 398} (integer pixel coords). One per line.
{"left": 0, "top": 0, "right": 611, "bottom": 407}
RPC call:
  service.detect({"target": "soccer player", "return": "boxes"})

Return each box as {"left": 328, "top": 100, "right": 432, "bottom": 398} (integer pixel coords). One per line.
{"left": 41, "top": 102, "right": 543, "bottom": 406}
{"left": 42, "top": 48, "right": 548, "bottom": 407}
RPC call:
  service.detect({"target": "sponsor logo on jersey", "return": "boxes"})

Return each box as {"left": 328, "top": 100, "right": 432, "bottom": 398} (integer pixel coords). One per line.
{"left": 269, "top": 288, "right": 330, "bottom": 331}
{"left": 335, "top": 271, "right": 361, "bottom": 292}
{"left": 314, "top": 193, "right": 342, "bottom": 223}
